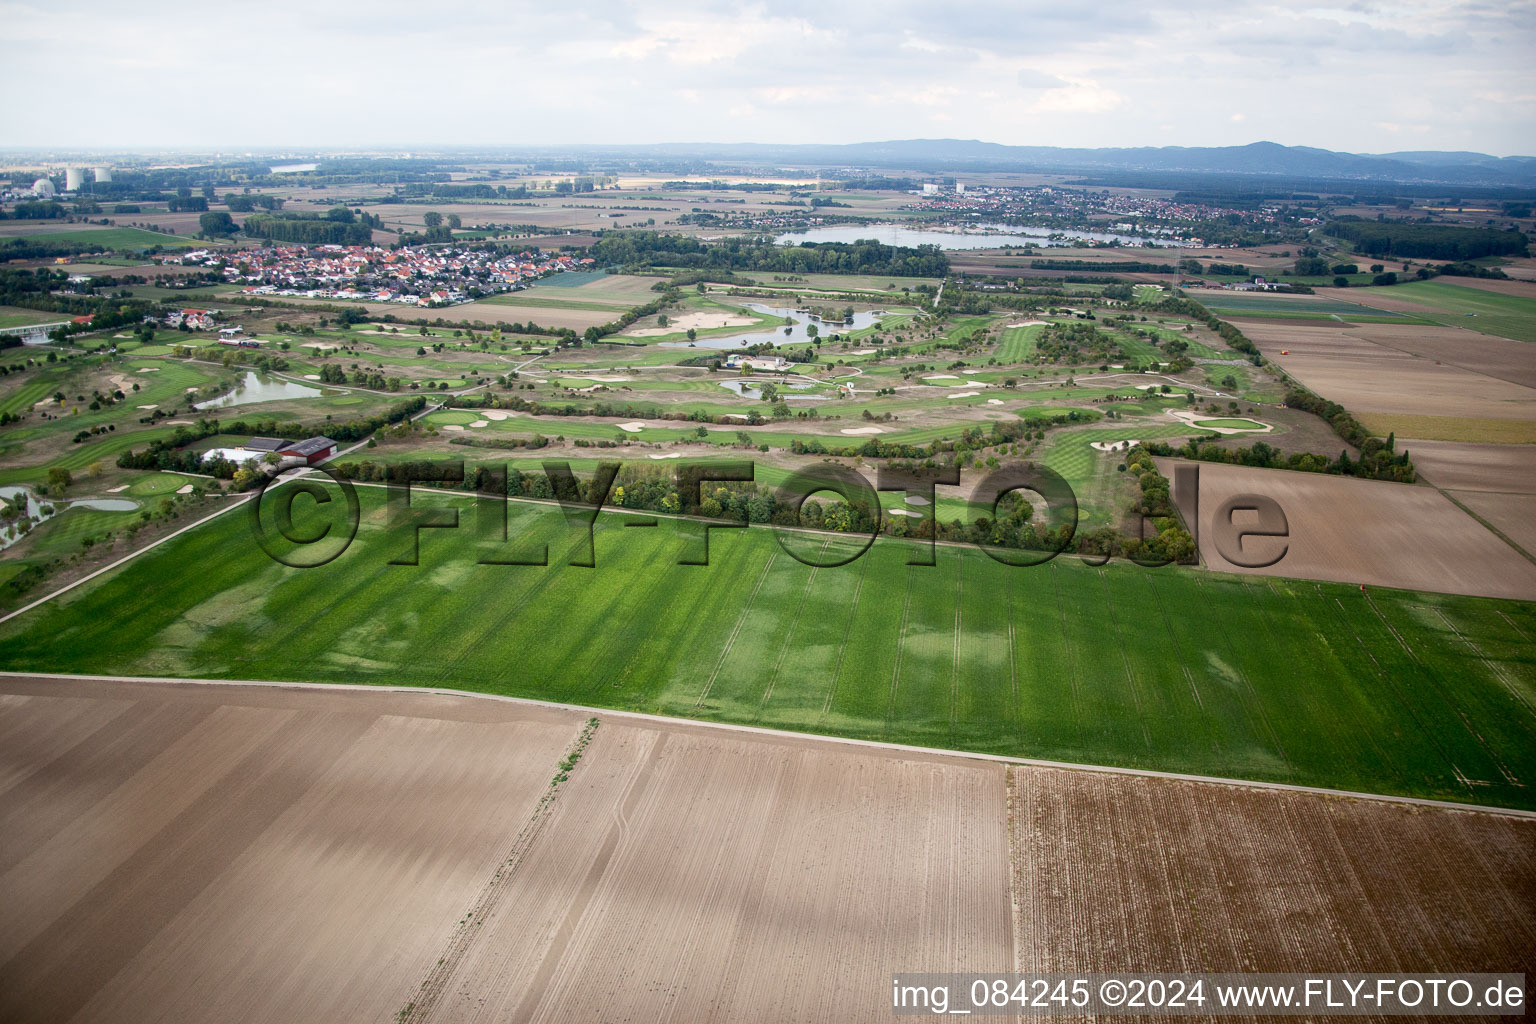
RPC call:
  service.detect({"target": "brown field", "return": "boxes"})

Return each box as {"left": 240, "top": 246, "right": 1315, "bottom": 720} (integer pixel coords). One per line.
{"left": 1238, "top": 321, "right": 1536, "bottom": 421}
{"left": 1405, "top": 440, "right": 1536, "bottom": 493}
{"left": 1356, "top": 414, "right": 1536, "bottom": 444}
{"left": 1157, "top": 458, "right": 1536, "bottom": 599}
{"left": 1342, "top": 321, "right": 1536, "bottom": 389}
{"left": 1011, "top": 766, "right": 1535, "bottom": 976}
{"left": 1448, "top": 491, "right": 1536, "bottom": 558}
{"left": 0, "top": 675, "right": 1531, "bottom": 1024}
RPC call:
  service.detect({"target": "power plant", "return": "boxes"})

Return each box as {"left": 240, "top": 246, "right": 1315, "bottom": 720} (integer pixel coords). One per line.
{"left": 31, "top": 177, "right": 56, "bottom": 198}
{"left": 64, "top": 167, "right": 85, "bottom": 192}
{"left": 93, "top": 166, "right": 112, "bottom": 183}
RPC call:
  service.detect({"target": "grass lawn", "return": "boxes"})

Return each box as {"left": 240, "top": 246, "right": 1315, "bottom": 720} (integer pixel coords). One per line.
{"left": 124, "top": 472, "right": 192, "bottom": 497}
{"left": 0, "top": 307, "right": 68, "bottom": 329}
{"left": 1, "top": 483, "right": 1533, "bottom": 810}
{"left": 1194, "top": 418, "right": 1268, "bottom": 430}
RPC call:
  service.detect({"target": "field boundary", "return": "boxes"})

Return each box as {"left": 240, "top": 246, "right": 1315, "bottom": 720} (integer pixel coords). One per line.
{"left": 5, "top": 671, "right": 1533, "bottom": 820}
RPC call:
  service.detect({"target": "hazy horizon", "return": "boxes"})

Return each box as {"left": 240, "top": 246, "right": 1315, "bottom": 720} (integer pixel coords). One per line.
{"left": 3, "top": 0, "right": 1532, "bottom": 156}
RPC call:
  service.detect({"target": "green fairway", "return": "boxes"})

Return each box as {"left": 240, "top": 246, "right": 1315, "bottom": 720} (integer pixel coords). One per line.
{"left": 996, "top": 323, "right": 1042, "bottom": 361}
{"left": 3, "top": 483, "right": 1532, "bottom": 810}
{"left": 124, "top": 472, "right": 192, "bottom": 496}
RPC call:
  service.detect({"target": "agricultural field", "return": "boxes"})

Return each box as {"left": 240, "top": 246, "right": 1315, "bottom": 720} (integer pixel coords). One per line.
{"left": 0, "top": 226, "right": 201, "bottom": 249}
{"left": 0, "top": 676, "right": 1527, "bottom": 1024}
{"left": 1161, "top": 458, "right": 1536, "bottom": 599}
{"left": 1343, "top": 279, "right": 1536, "bottom": 343}
{"left": 2, "top": 484, "right": 1535, "bottom": 810}
{"left": 1236, "top": 320, "right": 1536, "bottom": 428}
{"left": 1011, "top": 766, "right": 1535, "bottom": 975}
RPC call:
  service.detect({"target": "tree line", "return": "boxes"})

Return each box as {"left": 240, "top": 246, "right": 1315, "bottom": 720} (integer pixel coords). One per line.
{"left": 590, "top": 231, "right": 949, "bottom": 277}
{"left": 1325, "top": 220, "right": 1528, "bottom": 260}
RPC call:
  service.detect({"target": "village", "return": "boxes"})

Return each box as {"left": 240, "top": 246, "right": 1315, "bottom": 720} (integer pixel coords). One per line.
{"left": 163, "top": 243, "right": 596, "bottom": 307}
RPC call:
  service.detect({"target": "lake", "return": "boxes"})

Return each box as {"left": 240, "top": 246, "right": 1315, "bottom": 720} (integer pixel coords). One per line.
{"left": 662, "top": 304, "right": 886, "bottom": 351}
{"left": 195, "top": 372, "right": 323, "bottom": 410}
{"left": 776, "top": 222, "right": 1161, "bottom": 250}
{"left": 0, "top": 486, "right": 138, "bottom": 551}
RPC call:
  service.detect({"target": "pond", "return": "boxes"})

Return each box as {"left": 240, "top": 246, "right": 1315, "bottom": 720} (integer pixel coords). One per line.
{"left": 662, "top": 303, "right": 886, "bottom": 351}
{"left": 195, "top": 372, "right": 323, "bottom": 410}
{"left": 0, "top": 485, "right": 139, "bottom": 551}
{"left": 776, "top": 222, "right": 1160, "bottom": 250}
{"left": 717, "top": 380, "right": 830, "bottom": 401}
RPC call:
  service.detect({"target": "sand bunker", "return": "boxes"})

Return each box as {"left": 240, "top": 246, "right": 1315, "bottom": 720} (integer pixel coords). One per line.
{"left": 887, "top": 508, "right": 920, "bottom": 517}
{"left": 617, "top": 421, "right": 646, "bottom": 432}
{"left": 442, "top": 424, "right": 465, "bottom": 432}
{"left": 303, "top": 374, "right": 321, "bottom": 381}
{"left": 1165, "top": 408, "right": 1273, "bottom": 434}
{"left": 481, "top": 410, "right": 511, "bottom": 420}
{"left": 1006, "top": 320, "right": 1048, "bottom": 327}
{"left": 923, "top": 374, "right": 960, "bottom": 381}
{"left": 1091, "top": 440, "right": 1140, "bottom": 452}
{"left": 625, "top": 311, "right": 757, "bottom": 337}
{"left": 106, "top": 485, "right": 129, "bottom": 493}
{"left": 137, "top": 405, "right": 157, "bottom": 410}
{"left": 579, "top": 376, "right": 627, "bottom": 383}
{"left": 949, "top": 391, "right": 981, "bottom": 399}
{"left": 904, "top": 495, "right": 931, "bottom": 506}
{"left": 176, "top": 484, "right": 194, "bottom": 494}
{"left": 987, "top": 399, "right": 1004, "bottom": 405}
{"left": 136, "top": 367, "right": 159, "bottom": 372}
{"left": 470, "top": 420, "right": 488, "bottom": 428}
{"left": 840, "top": 426, "right": 885, "bottom": 435}
{"left": 850, "top": 349, "right": 877, "bottom": 355}
{"left": 648, "top": 452, "right": 682, "bottom": 459}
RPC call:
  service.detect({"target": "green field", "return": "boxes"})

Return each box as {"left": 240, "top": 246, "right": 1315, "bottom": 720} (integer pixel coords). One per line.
{"left": 15, "top": 228, "right": 202, "bottom": 250}
{"left": 4, "top": 483, "right": 1531, "bottom": 809}
{"left": 0, "top": 307, "right": 67, "bottom": 329}
{"left": 1357, "top": 280, "right": 1536, "bottom": 343}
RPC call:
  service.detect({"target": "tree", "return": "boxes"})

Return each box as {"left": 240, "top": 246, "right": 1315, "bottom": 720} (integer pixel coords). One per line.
{"left": 686, "top": 328, "right": 698, "bottom": 343}
{"left": 758, "top": 382, "right": 779, "bottom": 404}
{"left": 1333, "top": 275, "right": 1350, "bottom": 288}
{"left": 46, "top": 467, "right": 72, "bottom": 495}
{"left": 806, "top": 324, "right": 818, "bottom": 340}
{"left": 447, "top": 214, "right": 461, "bottom": 229}
{"left": 657, "top": 314, "right": 669, "bottom": 328}
{"left": 423, "top": 211, "right": 443, "bottom": 229}
{"left": 199, "top": 211, "right": 237, "bottom": 236}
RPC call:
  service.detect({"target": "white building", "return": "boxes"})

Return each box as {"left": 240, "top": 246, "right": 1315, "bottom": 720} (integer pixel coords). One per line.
{"left": 725, "top": 354, "right": 790, "bottom": 371}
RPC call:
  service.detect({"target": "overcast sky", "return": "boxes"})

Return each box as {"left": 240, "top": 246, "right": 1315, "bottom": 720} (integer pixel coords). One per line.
{"left": 3, "top": 0, "right": 1533, "bottom": 155}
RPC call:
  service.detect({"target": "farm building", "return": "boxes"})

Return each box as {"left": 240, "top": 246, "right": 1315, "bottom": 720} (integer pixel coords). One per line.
{"left": 200, "top": 436, "right": 337, "bottom": 468}
{"left": 280, "top": 436, "right": 338, "bottom": 464}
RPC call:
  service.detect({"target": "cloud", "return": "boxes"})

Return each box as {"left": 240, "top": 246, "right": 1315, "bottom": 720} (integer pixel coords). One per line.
{"left": 1017, "top": 69, "right": 1069, "bottom": 89}
{"left": 0, "top": 0, "right": 1529, "bottom": 154}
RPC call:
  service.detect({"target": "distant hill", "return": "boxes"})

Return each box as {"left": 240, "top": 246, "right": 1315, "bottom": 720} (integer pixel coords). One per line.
{"left": 555, "top": 139, "right": 1536, "bottom": 187}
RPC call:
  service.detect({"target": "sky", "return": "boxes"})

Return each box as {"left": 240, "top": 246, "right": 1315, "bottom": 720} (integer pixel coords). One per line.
{"left": 2, "top": 0, "right": 1533, "bottom": 156}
